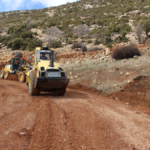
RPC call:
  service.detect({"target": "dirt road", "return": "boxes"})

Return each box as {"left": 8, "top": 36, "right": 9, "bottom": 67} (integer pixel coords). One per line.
{"left": 0, "top": 80, "right": 150, "bottom": 150}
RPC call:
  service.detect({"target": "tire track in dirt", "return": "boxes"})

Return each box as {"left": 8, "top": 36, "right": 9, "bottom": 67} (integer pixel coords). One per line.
{"left": 26, "top": 97, "right": 85, "bottom": 150}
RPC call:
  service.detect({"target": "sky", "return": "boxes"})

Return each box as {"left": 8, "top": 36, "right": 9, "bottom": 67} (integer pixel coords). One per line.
{"left": 0, "top": 0, "right": 78, "bottom": 12}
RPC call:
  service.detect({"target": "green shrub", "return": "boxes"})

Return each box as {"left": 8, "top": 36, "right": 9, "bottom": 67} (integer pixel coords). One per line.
{"left": 42, "top": 30, "right": 45, "bottom": 34}
{"left": 87, "top": 40, "right": 92, "bottom": 44}
{"left": 21, "top": 31, "right": 33, "bottom": 39}
{"left": 114, "top": 36, "right": 128, "bottom": 43}
{"left": 108, "top": 24, "right": 119, "bottom": 33}
{"left": 20, "top": 46, "right": 26, "bottom": 50}
{"left": 7, "top": 40, "right": 12, "bottom": 48}
{"left": 26, "top": 39, "right": 42, "bottom": 51}
{"left": 51, "top": 41, "right": 62, "bottom": 48}
{"left": 103, "top": 37, "right": 112, "bottom": 45}
{"left": 0, "top": 36, "right": 11, "bottom": 45}
{"left": 94, "top": 38, "right": 101, "bottom": 45}
{"left": 144, "top": 21, "right": 150, "bottom": 37}
{"left": 84, "top": 35, "right": 92, "bottom": 39}
{"left": 120, "top": 31, "right": 127, "bottom": 38}
{"left": 122, "top": 37, "right": 129, "bottom": 43}
{"left": 107, "top": 43, "right": 113, "bottom": 48}
{"left": 114, "top": 36, "right": 122, "bottom": 43}
{"left": 7, "top": 24, "right": 27, "bottom": 35}
{"left": 11, "top": 38, "right": 23, "bottom": 50}
{"left": 29, "top": 23, "right": 38, "bottom": 28}
{"left": 67, "top": 40, "right": 73, "bottom": 44}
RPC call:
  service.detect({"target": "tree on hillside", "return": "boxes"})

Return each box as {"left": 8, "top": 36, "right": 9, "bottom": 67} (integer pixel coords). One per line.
{"left": 26, "top": 17, "right": 32, "bottom": 25}
{"left": 144, "top": 21, "right": 150, "bottom": 38}
{"left": 135, "top": 23, "right": 144, "bottom": 44}
{"left": 73, "top": 24, "right": 90, "bottom": 42}
{"left": 45, "top": 27, "right": 62, "bottom": 47}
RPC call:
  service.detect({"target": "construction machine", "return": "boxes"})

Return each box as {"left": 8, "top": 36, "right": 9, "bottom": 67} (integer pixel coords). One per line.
{"left": 26, "top": 47, "right": 69, "bottom": 96}
{"left": 0, "top": 57, "right": 32, "bottom": 82}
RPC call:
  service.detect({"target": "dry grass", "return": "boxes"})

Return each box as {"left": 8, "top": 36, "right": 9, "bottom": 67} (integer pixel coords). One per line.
{"left": 61, "top": 51, "right": 150, "bottom": 94}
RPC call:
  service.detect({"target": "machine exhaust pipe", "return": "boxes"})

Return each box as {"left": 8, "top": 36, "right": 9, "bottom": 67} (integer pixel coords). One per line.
{"left": 50, "top": 51, "right": 54, "bottom": 67}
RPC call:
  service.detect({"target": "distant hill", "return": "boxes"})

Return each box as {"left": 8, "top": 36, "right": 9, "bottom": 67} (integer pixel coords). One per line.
{"left": 0, "top": 0, "right": 150, "bottom": 50}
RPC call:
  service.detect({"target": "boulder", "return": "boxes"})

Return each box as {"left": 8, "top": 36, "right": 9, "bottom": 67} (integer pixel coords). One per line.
{"left": 128, "top": 10, "right": 142, "bottom": 15}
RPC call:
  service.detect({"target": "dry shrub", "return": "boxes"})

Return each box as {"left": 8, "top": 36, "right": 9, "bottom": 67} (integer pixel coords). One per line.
{"left": 72, "top": 43, "right": 82, "bottom": 49}
{"left": 112, "top": 46, "right": 141, "bottom": 60}
{"left": 88, "top": 47, "right": 103, "bottom": 52}
{"left": 81, "top": 45, "right": 87, "bottom": 52}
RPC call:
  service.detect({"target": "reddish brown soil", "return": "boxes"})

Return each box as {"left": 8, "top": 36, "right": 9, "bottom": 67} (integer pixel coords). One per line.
{"left": 0, "top": 80, "right": 150, "bottom": 149}
{"left": 56, "top": 50, "right": 105, "bottom": 61}
{"left": 111, "top": 76, "right": 150, "bottom": 107}
{"left": 7, "top": 74, "right": 18, "bottom": 81}
{"left": 0, "top": 64, "right": 4, "bottom": 71}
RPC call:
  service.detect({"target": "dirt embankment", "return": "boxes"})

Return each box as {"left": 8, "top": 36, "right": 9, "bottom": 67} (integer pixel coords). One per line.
{"left": 0, "top": 64, "right": 5, "bottom": 70}
{"left": 110, "top": 76, "right": 150, "bottom": 107}
{"left": 56, "top": 50, "right": 106, "bottom": 62}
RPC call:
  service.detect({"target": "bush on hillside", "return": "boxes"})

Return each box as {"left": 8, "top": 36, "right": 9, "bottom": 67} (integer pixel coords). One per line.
{"left": 88, "top": 47, "right": 103, "bottom": 52}
{"left": 67, "top": 40, "right": 73, "bottom": 44}
{"left": 112, "top": 46, "right": 141, "bottom": 60}
{"left": 26, "top": 39, "right": 42, "bottom": 51}
{"left": 51, "top": 41, "right": 62, "bottom": 48}
{"left": 21, "top": 31, "right": 33, "bottom": 39}
{"left": 11, "top": 38, "right": 23, "bottom": 50}
{"left": 81, "top": 45, "right": 87, "bottom": 52}
{"left": 29, "top": 23, "right": 38, "bottom": 28}
{"left": 7, "top": 24, "right": 27, "bottom": 35}
{"left": 0, "top": 36, "right": 12, "bottom": 45}
{"left": 72, "top": 42, "right": 82, "bottom": 49}
{"left": 87, "top": 40, "right": 92, "bottom": 44}
{"left": 144, "top": 21, "right": 150, "bottom": 37}
{"left": 94, "top": 38, "right": 101, "bottom": 45}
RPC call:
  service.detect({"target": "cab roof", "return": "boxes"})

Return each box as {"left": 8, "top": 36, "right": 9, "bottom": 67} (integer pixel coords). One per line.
{"left": 34, "top": 47, "right": 54, "bottom": 53}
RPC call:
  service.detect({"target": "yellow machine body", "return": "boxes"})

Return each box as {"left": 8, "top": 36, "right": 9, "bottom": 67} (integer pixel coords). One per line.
{"left": 26, "top": 47, "right": 69, "bottom": 96}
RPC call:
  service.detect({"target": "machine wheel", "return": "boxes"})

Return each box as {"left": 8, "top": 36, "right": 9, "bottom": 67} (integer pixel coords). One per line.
{"left": 4, "top": 71, "right": 9, "bottom": 79}
{"left": 18, "top": 72, "right": 26, "bottom": 83}
{"left": 54, "top": 88, "right": 66, "bottom": 96}
{"left": 28, "top": 71, "right": 40, "bottom": 96}
{"left": 0, "top": 71, "right": 5, "bottom": 79}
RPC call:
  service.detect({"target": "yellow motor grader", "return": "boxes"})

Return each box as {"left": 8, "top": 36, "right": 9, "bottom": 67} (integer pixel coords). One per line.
{"left": 0, "top": 57, "right": 32, "bottom": 82}
{"left": 26, "top": 47, "right": 69, "bottom": 96}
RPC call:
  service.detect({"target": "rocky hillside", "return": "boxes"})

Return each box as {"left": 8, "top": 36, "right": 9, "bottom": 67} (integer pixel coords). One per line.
{"left": 0, "top": 0, "right": 150, "bottom": 50}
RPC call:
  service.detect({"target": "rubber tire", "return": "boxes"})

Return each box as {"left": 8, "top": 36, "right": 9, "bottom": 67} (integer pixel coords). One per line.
{"left": 0, "top": 71, "right": 5, "bottom": 79}
{"left": 54, "top": 88, "right": 66, "bottom": 96}
{"left": 28, "top": 71, "right": 40, "bottom": 96}
{"left": 4, "top": 71, "right": 9, "bottom": 79}
{"left": 18, "top": 72, "right": 26, "bottom": 83}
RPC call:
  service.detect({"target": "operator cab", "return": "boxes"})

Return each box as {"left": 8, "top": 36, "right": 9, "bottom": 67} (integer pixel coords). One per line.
{"left": 36, "top": 48, "right": 54, "bottom": 62}
{"left": 11, "top": 58, "right": 26, "bottom": 72}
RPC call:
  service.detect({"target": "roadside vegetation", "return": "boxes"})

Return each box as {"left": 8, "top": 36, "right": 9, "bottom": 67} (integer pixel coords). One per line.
{"left": 0, "top": 24, "right": 42, "bottom": 51}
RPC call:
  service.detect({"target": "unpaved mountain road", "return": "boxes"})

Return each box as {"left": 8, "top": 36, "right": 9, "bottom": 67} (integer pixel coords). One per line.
{"left": 0, "top": 80, "right": 150, "bottom": 150}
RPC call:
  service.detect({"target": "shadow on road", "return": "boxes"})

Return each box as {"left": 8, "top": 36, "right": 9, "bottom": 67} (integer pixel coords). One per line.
{"left": 40, "top": 89, "right": 89, "bottom": 99}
